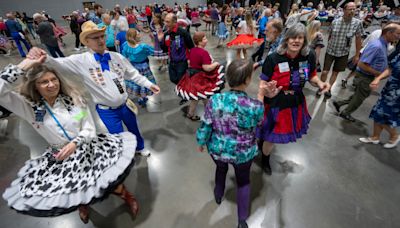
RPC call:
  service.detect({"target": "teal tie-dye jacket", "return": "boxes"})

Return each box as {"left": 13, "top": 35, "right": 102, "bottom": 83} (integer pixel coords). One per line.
{"left": 197, "top": 90, "right": 264, "bottom": 164}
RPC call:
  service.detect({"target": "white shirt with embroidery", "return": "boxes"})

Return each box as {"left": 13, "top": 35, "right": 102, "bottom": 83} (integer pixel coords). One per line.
{"left": 0, "top": 64, "right": 96, "bottom": 146}
{"left": 46, "top": 50, "right": 154, "bottom": 107}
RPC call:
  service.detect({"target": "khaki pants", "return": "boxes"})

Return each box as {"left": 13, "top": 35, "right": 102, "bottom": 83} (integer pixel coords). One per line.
{"left": 336, "top": 72, "right": 374, "bottom": 115}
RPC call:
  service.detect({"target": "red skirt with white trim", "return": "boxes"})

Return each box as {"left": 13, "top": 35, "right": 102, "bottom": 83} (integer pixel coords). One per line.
{"left": 175, "top": 65, "right": 225, "bottom": 100}
{"left": 226, "top": 34, "right": 263, "bottom": 49}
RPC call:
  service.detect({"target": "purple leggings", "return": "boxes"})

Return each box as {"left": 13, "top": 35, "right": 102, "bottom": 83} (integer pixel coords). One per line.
{"left": 212, "top": 158, "right": 253, "bottom": 221}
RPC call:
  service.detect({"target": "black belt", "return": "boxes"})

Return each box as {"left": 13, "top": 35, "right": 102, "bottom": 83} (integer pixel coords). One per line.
{"left": 264, "top": 91, "right": 305, "bottom": 110}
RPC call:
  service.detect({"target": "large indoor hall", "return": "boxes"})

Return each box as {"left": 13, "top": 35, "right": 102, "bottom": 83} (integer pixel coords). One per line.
{"left": 0, "top": 0, "right": 399, "bottom": 227}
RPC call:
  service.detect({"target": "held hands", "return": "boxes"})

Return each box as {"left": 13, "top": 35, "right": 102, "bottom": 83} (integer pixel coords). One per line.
{"left": 260, "top": 80, "right": 282, "bottom": 98}
{"left": 150, "top": 84, "right": 161, "bottom": 94}
{"left": 54, "top": 142, "right": 77, "bottom": 161}
{"left": 27, "top": 47, "right": 47, "bottom": 60}
{"left": 317, "top": 81, "right": 331, "bottom": 94}
{"left": 17, "top": 55, "right": 47, "bottom": 71}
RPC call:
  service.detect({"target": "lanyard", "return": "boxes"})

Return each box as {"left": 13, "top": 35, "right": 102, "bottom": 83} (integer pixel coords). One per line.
{"left": 44, "top": 102, "right": 73, "bottom": 141}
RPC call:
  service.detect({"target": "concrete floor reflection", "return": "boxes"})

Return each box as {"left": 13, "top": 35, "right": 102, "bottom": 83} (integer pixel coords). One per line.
{"left": 0, "top": 23, "right": 399, "bottom": 228}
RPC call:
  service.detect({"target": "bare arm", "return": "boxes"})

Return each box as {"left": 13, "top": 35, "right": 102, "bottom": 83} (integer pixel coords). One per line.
{"left": 357, "top": 61, "right": 382, "bottom": 77}
{"left": 355, "top": 35, "right": 362, "bottom": 58}
{"left": 202, "top": 62, "right": 219, "bottom": 72}
{"left": 369, "top": 68, "right": 391, "bottom": 91}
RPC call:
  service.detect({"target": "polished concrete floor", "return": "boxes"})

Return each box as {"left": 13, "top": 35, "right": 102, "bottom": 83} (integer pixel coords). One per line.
{"left": 0, "top": 23, "right": 399, "bottom": 228}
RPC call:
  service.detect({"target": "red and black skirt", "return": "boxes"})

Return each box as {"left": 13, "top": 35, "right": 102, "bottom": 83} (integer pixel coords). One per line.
{"left": 256, "top": 91, "right": 311, "bottom": 144}
{"left": 175, "top": 65, "right": 225, "bottom": 100}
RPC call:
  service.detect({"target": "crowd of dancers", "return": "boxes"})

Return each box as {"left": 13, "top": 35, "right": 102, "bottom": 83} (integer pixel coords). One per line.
{"left": 0, "top": 1, "right": 399, "bottom": 228}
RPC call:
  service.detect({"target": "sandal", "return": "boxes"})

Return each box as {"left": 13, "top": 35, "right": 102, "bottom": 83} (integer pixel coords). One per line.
{"left": 114, "top": 185, "right": 139, "bottom": 217}
{"left": 78, "top": 205, "right": 89, "bottom": 224}
{"left": 185, "top": 114, "right": 200, "bottom": 121}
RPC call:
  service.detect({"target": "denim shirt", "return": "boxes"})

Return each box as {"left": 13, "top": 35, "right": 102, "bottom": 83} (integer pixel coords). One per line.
{"left": 357, "top": 37, "right": 388, "bottom": 76}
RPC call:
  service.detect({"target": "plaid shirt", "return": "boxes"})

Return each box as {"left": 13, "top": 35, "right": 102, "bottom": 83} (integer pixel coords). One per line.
{"left": 326, "top": 17, "right": 363, "bottom": 57}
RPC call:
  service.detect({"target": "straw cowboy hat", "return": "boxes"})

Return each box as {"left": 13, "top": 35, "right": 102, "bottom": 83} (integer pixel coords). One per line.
{"left": 79, "top": 21, "right": 106, "bottom": 46}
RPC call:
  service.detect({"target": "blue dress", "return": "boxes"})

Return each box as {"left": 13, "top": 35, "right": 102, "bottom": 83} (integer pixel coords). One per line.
{"left": 369, "top": 48, "right": 400, "bottom": 127}
{"left": 122, "top": 43, "right": 157, "bottom": 98}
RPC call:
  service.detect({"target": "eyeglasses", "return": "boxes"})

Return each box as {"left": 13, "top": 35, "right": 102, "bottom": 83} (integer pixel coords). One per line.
{"left": 87, "top": 34, "right": 106, "bottom": 41}
{"left": 36, "top": 78, "right": 59, "bottom": 87}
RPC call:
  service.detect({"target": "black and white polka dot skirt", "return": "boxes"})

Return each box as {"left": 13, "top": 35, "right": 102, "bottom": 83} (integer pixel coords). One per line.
{"left": 2, "top": 132, "right": 137, "bottom": 217}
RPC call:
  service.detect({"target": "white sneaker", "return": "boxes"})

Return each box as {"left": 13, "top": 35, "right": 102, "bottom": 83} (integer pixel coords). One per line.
{"left": 383, "top": 136, "right": 400, "bottom": 149}
{"left": 136, "top": 148, "right": 151, "bottom": 156}
{"left": 4, "top": 50, "right": 11, "bottom": 56}
{"left": 359, "top": 137, "right": 380, "bottom": 144}
{"left": 74, "top": 48, "right": 80, "bottom": 51}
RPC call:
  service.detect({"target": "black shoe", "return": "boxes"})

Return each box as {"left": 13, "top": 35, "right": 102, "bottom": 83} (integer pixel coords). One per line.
{"left": 315, "top": 89, "right": 322, "bottom": 97}
{"left": 261, "top": 154, "right": 272, "bottom": 175}
{"left": 339, "top": 113, "right": 356, "bottom": 122}
{"left": 238, "top": 220, "right": 248, "bottom": 228}
{"left": 214, "top": 191, "right": 222, "bottom": 205}
{"left": 332, "top": 101, "right": 341, "bottom": 113}
{"left": 179, "top": 99, "right": 188, "bottom": 105}
{"left": 324, "top": 90, "right": 332, "bottom": 99}
{"left": 341, "top": 79, "right": 347, "bottom": 89}
{"left": 251, "top": 54, "right": 256, "bottom": 62}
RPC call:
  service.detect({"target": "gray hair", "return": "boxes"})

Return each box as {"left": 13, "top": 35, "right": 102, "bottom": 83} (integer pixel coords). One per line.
{"left": 277, "top": 23, "right": 310, "bottom": 56}
{"left": 19, "top": 65, "right": 86, "bottom": 107}
{"left": 263, "top": 8, "right": 272, "bottom": 16}
{"left": 226, "top": 59, "right": 254, "bottom": 88}
{"left": 33, "top": 13, "right": 44, "bottom": 20}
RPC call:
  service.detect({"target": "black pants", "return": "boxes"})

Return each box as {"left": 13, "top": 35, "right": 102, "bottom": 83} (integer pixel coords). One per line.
{"left": 45, "top": 44, "right": 64, "bottom": 58}
{"left": 168, "top": 61, "right": 188, "bottom": 84}
{"left": 252, "top": 34, "right": 266, "bottom": 62}
{"left": 73, "top": 32, "right": 82, "bottom": 48}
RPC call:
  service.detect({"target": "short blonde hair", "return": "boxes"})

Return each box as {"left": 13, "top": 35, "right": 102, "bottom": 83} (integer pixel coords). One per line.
{"left": 126, "top": 28, "right": 139, "bottom": 45}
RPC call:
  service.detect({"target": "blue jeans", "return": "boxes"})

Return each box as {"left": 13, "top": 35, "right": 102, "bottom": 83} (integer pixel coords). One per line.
{"left": 96, "top": 104, "right": 144, "bottom": 151}
{"left": 45, "top": 44, "right": 65, "bottom": 58}
{"left": 27, "top": 23, "right": 36, "bottom": 38}
{"left": 11, "top": 32, "right": 30, "bottom": 57}
{"left": 168, "top": 61, "right": 188, "bottom": 84}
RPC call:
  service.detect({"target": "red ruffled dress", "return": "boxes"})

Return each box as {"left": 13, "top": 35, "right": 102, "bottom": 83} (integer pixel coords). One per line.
{"left": 226, "top": 21, "right": 263, "bottom": 49}
{"left": 256, "top": 51, "right": 317, "bottom": 144}
{"left": 175, "top": 47, "right": 225, "bottom": 100}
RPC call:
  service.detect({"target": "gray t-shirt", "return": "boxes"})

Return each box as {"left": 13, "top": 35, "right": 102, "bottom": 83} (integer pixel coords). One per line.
{"left": 36, "top": 21, "right": 58, "bottom": 47}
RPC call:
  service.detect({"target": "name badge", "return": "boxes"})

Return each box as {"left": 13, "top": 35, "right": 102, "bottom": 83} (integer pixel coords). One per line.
{"left": 113, "top": 78, "right": 125, "bottom": 94}
{"left": 278, "top": 62, "right": 290, "bottom": 73}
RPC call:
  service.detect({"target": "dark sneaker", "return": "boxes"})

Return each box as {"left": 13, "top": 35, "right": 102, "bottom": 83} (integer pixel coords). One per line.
{"left": 324, "top": 90, "right": 332, "bottom": 98}
{"left": 332, "top": 101, "right": 341, "bottom": 113}
{"left": 339, "top": 113, "right": 356, "bottom": 122}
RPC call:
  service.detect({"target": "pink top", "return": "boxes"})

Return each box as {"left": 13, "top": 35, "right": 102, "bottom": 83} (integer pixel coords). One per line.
{"left": 0, "top": 22, "right": 6, "bottom": 30}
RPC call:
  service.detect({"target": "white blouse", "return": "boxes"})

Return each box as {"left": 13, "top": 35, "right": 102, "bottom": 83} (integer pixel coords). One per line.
{"left": 46, "top": 51, "right": 154, "bottom": 107}
{"left": 0, "top": 64, "right": 96, "bottom": 146}
{"left": 238, "top": 20, "right": 256, "bottom": 35}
